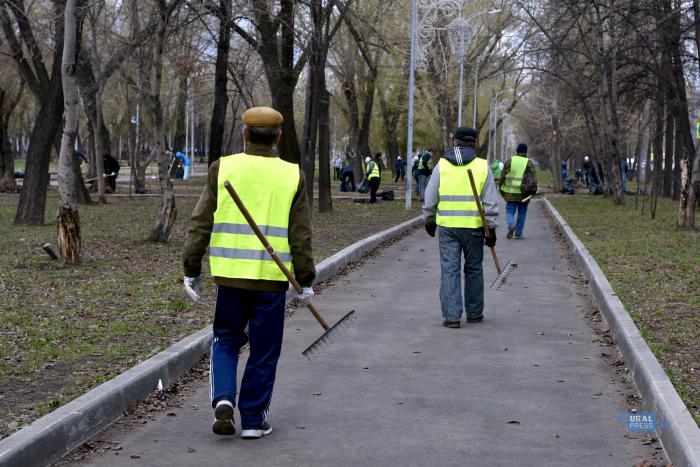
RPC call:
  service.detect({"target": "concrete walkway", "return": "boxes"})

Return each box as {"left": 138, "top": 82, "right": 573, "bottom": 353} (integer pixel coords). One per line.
{"left": 76, "top": 202, "right": 664, "bottom": 466}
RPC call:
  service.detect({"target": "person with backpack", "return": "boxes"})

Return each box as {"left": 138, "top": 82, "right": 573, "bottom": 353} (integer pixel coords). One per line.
{"left": 499, "top": 143, "right": 537, "bottom": 239}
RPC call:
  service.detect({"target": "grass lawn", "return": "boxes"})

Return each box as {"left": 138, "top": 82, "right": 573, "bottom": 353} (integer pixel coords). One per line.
{"left": 0, "top": 179, "right": 420, "bottom": 438}
{"left": 549, "top": 194, "right": 700, "bottom": 426}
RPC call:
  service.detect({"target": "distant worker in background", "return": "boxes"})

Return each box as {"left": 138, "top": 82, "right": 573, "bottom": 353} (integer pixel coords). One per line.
{"left": 620, "top": 158, "right": 629, "bottom": 193}
{"left": 491, "top": 159, "right": 504, "bottom": 184}
{"left": 332, "top": 153, "right": 343, "bottom": 181}
{"left": 412, "top": 153, "right": 420, "bottom": 196}
{"left": 365, "top": 155, "right": 381, "bottom": 204}
{"left": 499, "top": 143, "right": 537, "bottom": 239}
{"left": 416, "top": 149, "right": 433, "bottom": 202}
{"left": 394, "top": 156, "right": 405, "bottom": 182}
{"left": 176, "top": 151, "right": 192, "bottom": 180}
{"left": 103, "top": 153, "right": 120, "bottom": 193}
{"left": 340, "top": 164, "right": 356, "bottom": 192}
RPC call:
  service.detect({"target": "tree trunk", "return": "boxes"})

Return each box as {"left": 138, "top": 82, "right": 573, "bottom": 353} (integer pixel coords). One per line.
{"left": 57, "top": 0, "right": 81, "bottom": 263}
{"left": 301, "top": 44, "right": 319, "bottom": 210}
{"left": 0, "top": 86, "right": 19, "bottom": 192}
{"left": 14, "top": 76, "right": 63, "bottom": 225}
{"left": 663, "top": 104, "right": 674, "bottom": 198}
{"left": 676, "top": 159, "right": 695, "bottom": 228}
{"left": 318, "top": 86, "right": 332, "bottom": 212}
{"left": 13, "top": 5, "right": 65, "bottom": 225}
{"left": 149, "top": 2, "right": 178, "bottom": 243}
{"left": 173, "top": 72, "right": 187, "bottom": 152}
{"left": 208, "top": 0, "right": 231, "bottom": 166}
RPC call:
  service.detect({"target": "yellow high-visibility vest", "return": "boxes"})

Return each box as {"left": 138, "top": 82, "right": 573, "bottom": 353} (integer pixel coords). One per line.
{"left": 502, "top": 155, "right": 528, "bottom": 194}
{"left": 209, "top": 153, "right": 299, "bottom": 281}
{"left": 436, "top": 156, "right": 488, "bottom": 228}
{"left": 368, "top": 161, "right": 380, "bottom": 179}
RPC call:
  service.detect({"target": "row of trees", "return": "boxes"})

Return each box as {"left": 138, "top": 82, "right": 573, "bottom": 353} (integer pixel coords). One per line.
{"left": 1, "top": 0, "right": 528, "bottom": 263}
{"left": 515, "top": 0, "right": 700, "bottom": 226}
{"left": 2, "top": 0, "right": 697, "bottom": 263}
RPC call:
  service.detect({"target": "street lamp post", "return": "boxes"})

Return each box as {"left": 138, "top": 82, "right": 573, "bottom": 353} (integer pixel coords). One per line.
{"left": 472, "top": 55, "right": 480, "bottom": 127}
{"left": 405, "top": 0, "right": 418, "bottom": 210}
{"left": 406, "top": 2, "right": 501, "bottom": 209}
{"left": 447, "top": 9, "right": 500, "bottom": 128}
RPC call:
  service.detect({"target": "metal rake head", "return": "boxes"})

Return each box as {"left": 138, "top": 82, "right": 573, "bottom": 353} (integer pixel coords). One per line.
{"left": 302, "top": 310, "right": 356, "bottom": 359}
{"left": 491, "top": 261, "right": 518, "bottom": 289}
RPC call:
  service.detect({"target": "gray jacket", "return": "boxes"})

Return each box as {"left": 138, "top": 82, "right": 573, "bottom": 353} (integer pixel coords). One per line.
{"left": 422, "top": 146, "right": 499, "bottom": 229}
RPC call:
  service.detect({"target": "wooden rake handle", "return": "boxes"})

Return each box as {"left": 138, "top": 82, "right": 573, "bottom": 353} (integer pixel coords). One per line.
{"left": 466, "top": 169, "right": 502, "bottom": 275}
{"left": 223, "top": 181, "right": 330, "bottom": 330}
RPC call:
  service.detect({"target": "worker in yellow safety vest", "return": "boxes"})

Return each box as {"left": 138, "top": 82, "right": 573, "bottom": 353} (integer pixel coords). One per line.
{"left": 182, "top": 107, "right": 315, "bottom": 439}
{"left": 499, "top": 143, "right": 537, "bottom": 239}
{"left": 365, "top": 154, "right": 382, "bottom": 204}
{"left": 422, "top": 127, "right": 499, "bottom": 328}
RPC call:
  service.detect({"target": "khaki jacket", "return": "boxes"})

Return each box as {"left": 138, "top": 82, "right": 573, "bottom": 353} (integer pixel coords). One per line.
{"left": 183, "top": 143, "right": 315, "bottom": 292}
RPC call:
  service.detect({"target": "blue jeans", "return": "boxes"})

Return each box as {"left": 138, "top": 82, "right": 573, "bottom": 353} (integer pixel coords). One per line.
{"left": 438, "top": 226, "right": 484, "bottom": 321}
{"left": 210, "top": 286, "right": 286, "bottom": 429}
{"left": 506, "top": 201, "right": 529, "bottom": 237}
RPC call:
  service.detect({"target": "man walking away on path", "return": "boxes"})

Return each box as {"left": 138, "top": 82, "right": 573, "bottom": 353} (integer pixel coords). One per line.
{"left": 417, "top": 149, "right": 432, "bottom": 202}
{"left": 182, "top": 107, "right": 316, "bottom": 440}
{"left": 500, "top": 143, "right": 537, "bottom": 240}
{"left": 394, "top": 156, "right": 405, "bottom": 182}
{"left": 366, "top": 155, "right": 381, "bottom": 204}
{"left": 423, "top": 127, "right": 499, "bottom": 328}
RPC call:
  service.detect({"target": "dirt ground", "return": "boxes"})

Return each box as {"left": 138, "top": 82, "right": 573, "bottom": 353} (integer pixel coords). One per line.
{"left": 0, "top": 174, "right": 420, "bottom": 439}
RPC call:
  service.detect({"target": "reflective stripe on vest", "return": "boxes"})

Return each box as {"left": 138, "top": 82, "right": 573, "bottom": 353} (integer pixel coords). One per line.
{"left": 209, "top": 153, "right": 300, "bottom": 281}
{"left": 368, "top": 161, "right": 380, "bottom": 179}
{"left": 436, "top": 156, "right": 488, "bottom": 228}
{"left": 501, "top": 155, "right": 528, "bottom": 194}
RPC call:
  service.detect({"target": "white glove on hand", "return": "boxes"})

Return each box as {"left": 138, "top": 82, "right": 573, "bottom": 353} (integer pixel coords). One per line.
{"left": 297, "top": 287, "right": 314, "bottom": 305}
{"left": 184, "top": 276, "right": 203, "bottom": 302}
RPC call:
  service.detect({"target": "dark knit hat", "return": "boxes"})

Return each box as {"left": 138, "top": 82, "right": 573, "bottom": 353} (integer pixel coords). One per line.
{"left": 454, "top": 127, "right": 477, "bottom": 143}
{"left": 516, "top": 143, "right": 528, "bottom": 154}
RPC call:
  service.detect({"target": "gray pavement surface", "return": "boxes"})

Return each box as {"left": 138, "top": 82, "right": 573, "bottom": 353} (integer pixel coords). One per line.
{"left": 74, "top": 201, "right": 665, "bottom": 466}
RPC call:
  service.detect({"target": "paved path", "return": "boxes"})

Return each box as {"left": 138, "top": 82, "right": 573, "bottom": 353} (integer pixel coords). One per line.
{"left": 77, "top": 201, "right": 664, "bottom": 466}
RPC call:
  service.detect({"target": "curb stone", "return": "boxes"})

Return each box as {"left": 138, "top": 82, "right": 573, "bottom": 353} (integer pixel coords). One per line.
{"left": 543, "top": 198, "right": 700, "bottom": 467}
{"left": 0, "top": 216, "right": 422, "bottom": 467}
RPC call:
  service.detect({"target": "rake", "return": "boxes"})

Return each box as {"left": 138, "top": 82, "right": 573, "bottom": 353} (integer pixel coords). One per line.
{"left": 223, "top": 181, "right": 355, "bottom": 357}
{"left": 466, "top": 169, "right": 517, "bottom": 288}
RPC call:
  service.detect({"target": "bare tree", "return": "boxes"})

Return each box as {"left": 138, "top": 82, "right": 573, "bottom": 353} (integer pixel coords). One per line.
{"left": 1, "top": 0, "right": 66, "bottom": 224}
{"left": 148, "top": 0, "right": 184, "bottom": 243}
{"left": 57, "top": 0, "right": 83, "bottom": 263}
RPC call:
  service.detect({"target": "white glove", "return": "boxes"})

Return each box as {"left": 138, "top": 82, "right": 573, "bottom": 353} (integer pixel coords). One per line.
{"left": 184, "top": 276, "right": 203, "bottom": 302}
{"left": 297, "top": 287, "right": 314, "bottom": 305}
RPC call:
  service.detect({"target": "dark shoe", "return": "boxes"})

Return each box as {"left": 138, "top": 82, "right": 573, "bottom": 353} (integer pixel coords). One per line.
{"left": 443, "top": 320, "right": 461, "bottom": 328}
{"left": 507, "top": 226, "right": 515, "bottom": 239}
{"left": 241, "top": 421, "right": 272, "bottom": 439}
{"left": 466, "top": 315, "right": 484, "bottom": 323}
{"left": 514, "top": 235, "right": 523, "bottom": 240}
{"left": 212, "top": 400, "right": 236, "bottom": 436}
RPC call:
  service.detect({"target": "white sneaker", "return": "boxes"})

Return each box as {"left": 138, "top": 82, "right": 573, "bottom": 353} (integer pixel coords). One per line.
{"left": 212, "top": 400, "right": 236, "bottom": 436}
{"left": 240, "top": 421, "right": 272, "bottom": 439}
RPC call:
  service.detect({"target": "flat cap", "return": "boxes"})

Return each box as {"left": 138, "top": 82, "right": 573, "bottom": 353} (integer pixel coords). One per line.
{"left": 242, "top": 107, "right": 284, "bottom": 127}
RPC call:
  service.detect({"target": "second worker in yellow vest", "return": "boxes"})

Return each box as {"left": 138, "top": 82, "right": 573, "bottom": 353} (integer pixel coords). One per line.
{"left": 422, "top": 127, "right": 499, "bottom": 328}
